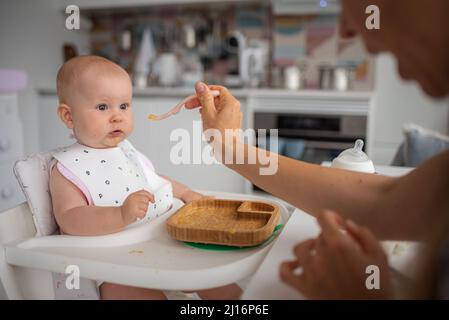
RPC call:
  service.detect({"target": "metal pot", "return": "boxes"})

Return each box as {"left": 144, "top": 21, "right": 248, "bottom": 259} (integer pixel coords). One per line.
{"left": 334, "top": 66, "right": 353, "bottom": 91}
{"left": 319, "top": 65, "right": 353, "bottom": 91}
{"left": 318, "top": 65, "right": 334, "bottom": 90}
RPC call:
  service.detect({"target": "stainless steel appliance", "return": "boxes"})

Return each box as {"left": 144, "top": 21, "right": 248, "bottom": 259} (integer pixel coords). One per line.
{"left": 254, "top": 112, "right": 367, "bottom": 164}
{"left": 318, "top": 65, "right": 355, "bottom": 91}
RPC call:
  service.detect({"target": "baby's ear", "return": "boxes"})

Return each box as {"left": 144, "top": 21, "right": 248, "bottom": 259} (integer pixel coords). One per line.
{"left": 57, "top": 104, "right": 74, "bottom": 129}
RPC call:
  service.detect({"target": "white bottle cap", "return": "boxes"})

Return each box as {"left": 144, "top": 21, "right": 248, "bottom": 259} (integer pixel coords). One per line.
{"left": 331, "top": 139, "right": 375, "bottom": 173}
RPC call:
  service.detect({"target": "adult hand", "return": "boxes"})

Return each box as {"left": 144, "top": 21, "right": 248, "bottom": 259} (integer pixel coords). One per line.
{"left": 280, "top": 210, "right": 393, "bottom": 299}
{"left": 185, "top": 82, "right": 243, "bottom": 146}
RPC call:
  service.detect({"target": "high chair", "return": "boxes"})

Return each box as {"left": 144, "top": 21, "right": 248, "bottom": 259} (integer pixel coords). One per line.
{"left": 0, "top": 149, "right": 290, "bottom": 300}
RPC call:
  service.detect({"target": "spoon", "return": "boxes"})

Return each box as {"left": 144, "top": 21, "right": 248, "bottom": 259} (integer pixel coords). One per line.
{"left": 148, "top": 90, "right": 220, "bottom": 121}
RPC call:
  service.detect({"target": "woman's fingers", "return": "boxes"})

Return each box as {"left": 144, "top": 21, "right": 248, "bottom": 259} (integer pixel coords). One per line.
{"left": 185, "top": 85, "right": 225, "bottom": 109}
{"left": 345, "top": 219, "right": 381, "bottom": 254}
{"left": 279, "top": 239, "right": 316, "bottom": 292}
{"left": 208, "top": 85, "right": 239, "bottom": 112}
{"left": 279, "top": 260, "right": 304, "bottom": 291}
{"left": 184, "top": 97, "right": 201, "bottom": 109}
{"left": 293, "top": 239, "right": 316, "bottom": 263}
{"left": 208, "top": 85, "right": 231, "bottom": 97}
{"left": 317, "top": 210, "right": 347, "bottom": 240}
{"left": 195, "top": 81, "right": 216, "bottom": 120}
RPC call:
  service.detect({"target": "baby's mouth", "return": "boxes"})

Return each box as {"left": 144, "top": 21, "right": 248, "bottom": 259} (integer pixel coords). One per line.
{"left": 109, "top": 129, "right": 124, "bottom": 137}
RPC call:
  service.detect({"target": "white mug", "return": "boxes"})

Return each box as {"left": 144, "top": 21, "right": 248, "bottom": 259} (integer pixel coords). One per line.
{"left": 153, "top": 53, "right": 180, "bottom": 87}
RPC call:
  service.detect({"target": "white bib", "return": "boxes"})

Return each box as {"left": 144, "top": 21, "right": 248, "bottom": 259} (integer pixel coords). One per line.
{"left": 53, "top": 140, "right": 173, "bottom": 224}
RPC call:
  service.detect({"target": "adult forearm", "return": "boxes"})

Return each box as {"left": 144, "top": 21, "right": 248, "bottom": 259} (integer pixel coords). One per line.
{"left": 227, "top": 144, "right": 396, "bottom": 235}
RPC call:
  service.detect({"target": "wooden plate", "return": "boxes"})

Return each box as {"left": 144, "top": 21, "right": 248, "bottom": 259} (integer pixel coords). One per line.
{"left": 166, "top": 199, "right": 280, "bottom": 247}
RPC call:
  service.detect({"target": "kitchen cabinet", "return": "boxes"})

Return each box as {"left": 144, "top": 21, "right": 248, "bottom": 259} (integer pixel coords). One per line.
{"left": 0, "top": 94, "right": 25, "bottom": 212}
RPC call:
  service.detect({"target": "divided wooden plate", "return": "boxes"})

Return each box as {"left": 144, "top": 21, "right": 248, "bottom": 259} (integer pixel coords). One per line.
{"left": 166, "top": 199, "right": 280, "bottom": 247}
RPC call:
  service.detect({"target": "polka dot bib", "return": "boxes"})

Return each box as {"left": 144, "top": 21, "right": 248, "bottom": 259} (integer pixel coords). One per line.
{"left": 53, "top": 140, "right": 173, "bottom": 222}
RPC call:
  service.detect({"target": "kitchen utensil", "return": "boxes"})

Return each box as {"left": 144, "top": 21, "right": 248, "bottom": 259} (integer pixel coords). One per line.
{"left": 226, "top": 30, "right": 247, "bottom": 55}
{"left": 240, "top": 47, "right": 268, "bottom": 88}
{"left": 319, "top": 65, "right": 334, "bottom": 90}
{"left": 148, "top": 90, "right": 220, "bottom": 121}
{"left": 319, "top": 64, "right": 354, "bottom": 91}
{"left": 133, "top": 28, "right": 156, "bottom": 88}
{"left": 284, "top": 66, "right": 301, "bottom": 90}
{"left": 120, "top": 29, "right": 132, "bottom": 51}
{"left": 152, "top": 52, "right": 180, "bottom": 87}
{"left": 334, "top": 66, "right": 353, "bottom": 91}
{"left": 183, "top": 24, "right": 196, "bottom": 49}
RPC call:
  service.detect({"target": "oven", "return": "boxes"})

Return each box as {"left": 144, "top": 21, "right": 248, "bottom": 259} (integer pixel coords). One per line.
{"left": 253, "top": 112, "right": 367, "bottom": 191}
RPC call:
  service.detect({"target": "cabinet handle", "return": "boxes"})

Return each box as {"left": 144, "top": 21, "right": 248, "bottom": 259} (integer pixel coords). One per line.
{"left": 0, "top": 136, "right": 11, "bottom": 152}
{"left": 1, "top": 185, "right": 14, "bottom": 199}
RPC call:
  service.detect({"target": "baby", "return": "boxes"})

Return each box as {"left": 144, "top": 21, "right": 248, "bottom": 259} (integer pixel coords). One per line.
{"left": 50, "top": 55, "right": 241, "bottom": 300}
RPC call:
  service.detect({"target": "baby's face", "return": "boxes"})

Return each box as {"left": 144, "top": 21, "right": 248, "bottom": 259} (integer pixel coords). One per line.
{"left": 69, "top": 70, "right": 133, "bottom": 148}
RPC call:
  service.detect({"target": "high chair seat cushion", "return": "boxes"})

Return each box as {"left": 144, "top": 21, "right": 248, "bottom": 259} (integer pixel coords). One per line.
{"left": 13, "top": 148, "right": 64, "bottom": 236}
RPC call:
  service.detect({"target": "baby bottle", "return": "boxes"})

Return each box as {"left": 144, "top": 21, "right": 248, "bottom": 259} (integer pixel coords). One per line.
{"left": 331, "top": 139, "right": 375, "bottom": 173}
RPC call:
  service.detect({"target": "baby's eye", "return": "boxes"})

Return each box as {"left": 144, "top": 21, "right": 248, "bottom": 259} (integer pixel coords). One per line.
{"left": 96, "top": 104, "right": 108, "bottom": 111}
{"left": 120, "top": 103, "right": 129, "bottom": 110}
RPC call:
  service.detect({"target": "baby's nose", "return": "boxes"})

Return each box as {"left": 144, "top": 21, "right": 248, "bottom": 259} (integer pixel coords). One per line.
{"left": 110, "top": 113, "right": 123, "bottom": 122}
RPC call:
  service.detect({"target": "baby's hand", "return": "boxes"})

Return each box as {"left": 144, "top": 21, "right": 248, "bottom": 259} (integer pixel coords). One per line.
{"left": 121, "top": 190, "right": 155, "bottom": 225}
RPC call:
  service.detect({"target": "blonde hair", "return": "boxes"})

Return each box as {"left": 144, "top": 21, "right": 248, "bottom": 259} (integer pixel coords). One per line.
{"left": 56, "top": 55, "right": 130, "bottom": 104}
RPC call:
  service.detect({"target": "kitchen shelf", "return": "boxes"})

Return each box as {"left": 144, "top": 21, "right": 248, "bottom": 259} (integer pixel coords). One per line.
{"left": 39, "top": 87, "right": 372, "bottom": 100}
{"left": 55, "top": 0, "right": 261, "bottom": 11}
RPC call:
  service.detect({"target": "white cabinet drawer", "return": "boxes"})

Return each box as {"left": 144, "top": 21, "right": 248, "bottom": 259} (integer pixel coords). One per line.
{"left": 0, "top": 94, "right": 18, "bottom": 118}
{"left": 0, "top": 117, "right": 24, "bottom": 164}
{"left": 39, "top": 95, "right": 74, "bottom": 151}
{"left": 0, "top": 162, "right": 25, "bottom": 212}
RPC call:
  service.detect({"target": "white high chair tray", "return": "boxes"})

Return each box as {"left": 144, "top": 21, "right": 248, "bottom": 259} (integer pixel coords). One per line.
{"left": 4, "top": 192, "right": 290, "bottom": 291}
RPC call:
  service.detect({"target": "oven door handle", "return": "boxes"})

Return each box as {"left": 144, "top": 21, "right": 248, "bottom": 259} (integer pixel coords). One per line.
{"left": 303, "top": 140, "right": 354, "bottom": 150}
